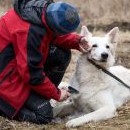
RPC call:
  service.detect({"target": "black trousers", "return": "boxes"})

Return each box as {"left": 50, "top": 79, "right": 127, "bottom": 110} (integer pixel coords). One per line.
{"left": 15, "top": 46, "right": 71, "bottom": 124}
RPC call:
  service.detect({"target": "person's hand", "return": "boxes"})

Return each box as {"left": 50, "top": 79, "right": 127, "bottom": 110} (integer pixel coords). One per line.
{"left": 79, "top": 37, "right": 92, "bottom": 53}
{"left": 58, "top": 88, "right": 71, "bottom": 102}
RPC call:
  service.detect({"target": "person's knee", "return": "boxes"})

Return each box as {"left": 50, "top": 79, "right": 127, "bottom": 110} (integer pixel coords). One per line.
{"left": 36, "top": 102, "right": 53, "bottom": 124}
{"left": 36, "top": 113, "right": 53, "bottom": 124}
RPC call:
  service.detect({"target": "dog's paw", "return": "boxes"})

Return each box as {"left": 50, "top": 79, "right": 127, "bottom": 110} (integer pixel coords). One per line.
{"left": 66, "top": 118, "right": 83, "bottom": 128}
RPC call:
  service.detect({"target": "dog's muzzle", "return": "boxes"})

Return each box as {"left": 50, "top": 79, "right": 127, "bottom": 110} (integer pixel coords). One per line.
{"left": 101, "top": 53, "right": 108, "bottom": 62}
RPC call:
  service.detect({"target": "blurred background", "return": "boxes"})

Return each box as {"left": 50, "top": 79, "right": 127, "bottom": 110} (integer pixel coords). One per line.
{"left": 1, "top": 0, "right": 130, "bottom": 31}
{"left": 63, "top": 0, "right": 130, "bottom": 32}
{"left": 0, "top": 0, "right": 130, "bottom": 130}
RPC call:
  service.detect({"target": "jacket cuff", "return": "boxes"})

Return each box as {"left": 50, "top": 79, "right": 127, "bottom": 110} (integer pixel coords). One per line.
{"left": 52, "top": 88, "right": 61, "bottom": 101}
{"left": 73, "top": 33, "right": 83, "bottom": 50}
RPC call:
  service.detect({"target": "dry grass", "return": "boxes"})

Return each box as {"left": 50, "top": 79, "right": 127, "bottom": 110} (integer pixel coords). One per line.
{"left": 61, "top": 0, "right": 130, "bottom": 28}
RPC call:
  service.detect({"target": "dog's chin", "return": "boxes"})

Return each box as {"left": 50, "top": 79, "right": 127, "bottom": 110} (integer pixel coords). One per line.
{"left": 96, "top": 59, "right": 107, "bottom": 63}
{"left": 91, "top": 58, "right": 107, "bottom": 63}
{"left": 89, "top": 58, "right": 110, "bottom": 68}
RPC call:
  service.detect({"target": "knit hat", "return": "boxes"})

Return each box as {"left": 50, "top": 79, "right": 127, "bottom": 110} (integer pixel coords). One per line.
{"left": 46, "top": 2, "right": 80, "bottom": 34}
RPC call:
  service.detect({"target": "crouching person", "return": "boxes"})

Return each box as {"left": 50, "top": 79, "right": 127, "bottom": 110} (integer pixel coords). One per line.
{"left": 0, "top": 0, "right": 90, "bottom": 124}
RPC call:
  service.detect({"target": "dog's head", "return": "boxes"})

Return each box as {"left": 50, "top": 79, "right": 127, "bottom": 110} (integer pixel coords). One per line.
{"left": 80, "top": 26, "right": 119, "bottom": 67}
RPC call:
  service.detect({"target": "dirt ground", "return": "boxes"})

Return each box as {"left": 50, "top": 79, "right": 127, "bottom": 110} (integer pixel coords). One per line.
{"left": 0, "top": 0, "right": 130, "bottom": 130}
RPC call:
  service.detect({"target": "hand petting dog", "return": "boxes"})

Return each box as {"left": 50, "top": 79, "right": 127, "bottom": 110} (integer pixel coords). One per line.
{"left": 79, "top": 37, "right": 92, "bottom": 52}
{"left": 79, "top": 26, "right": 93, "bottom": 52}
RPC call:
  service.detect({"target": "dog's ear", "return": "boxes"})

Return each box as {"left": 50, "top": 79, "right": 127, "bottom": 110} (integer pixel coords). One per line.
{"left": 80, "top": 26, "right": 92, "bottom": 53}
{"left": 81, "top": 26, "right": 92, "bottom": 37}
{"left": 106, "top": 27, "right": 119, "bottom": 44}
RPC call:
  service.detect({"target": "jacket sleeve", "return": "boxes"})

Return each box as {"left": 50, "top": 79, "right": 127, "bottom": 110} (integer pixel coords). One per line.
{"left": 13, "top": 26, "right": 61, "bottom": 101}
{"left": 52, "top": 33, "right": 82, "bottom": 50}
{"left": 14, "top": 0, "right": 54, "bottom": 26}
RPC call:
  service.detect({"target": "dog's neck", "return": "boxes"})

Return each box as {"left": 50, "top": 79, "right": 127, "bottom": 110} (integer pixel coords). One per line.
{"left": 77, "top": 54, "right": 109, "bottom": 71}
{"left": 87, "top": 59, "right": 107, "bottom": 70}
{"left": 76, "top": 54, "right": 106, "bottom": 82}
{"left": 75, "top": 53, "right": 115, "bottom": 86}
{"left": 75, "top": 54, "right": 110, "bottom": 98}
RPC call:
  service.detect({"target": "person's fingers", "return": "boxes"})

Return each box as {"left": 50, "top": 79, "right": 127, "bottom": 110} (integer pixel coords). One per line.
{"left": 58, "top": 89, "right": 71, "bottom": 102}
{"left": 61, "top": 87, "right": 68, "bottom": 91}
{"left": 61, "top": 90, "right": 67, "bottom": 100}
{"left": 81, "top": 38, "right": 91, "bottom": 48}
{"left": 67, "top": 92, "right": 71, "bottom": 97}
{"left": 79, "top": 37, "right": 92, "bottom": 52}
{"left": 63, "top": 91, "right": 70, "bottom": 100}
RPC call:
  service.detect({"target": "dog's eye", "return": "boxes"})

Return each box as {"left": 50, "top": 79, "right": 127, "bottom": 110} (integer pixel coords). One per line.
{"left": 92, "top": 44, "right": 98, "bottom": 48}
{"left": 106, "top": 45, "right": 110, "bottom": 49}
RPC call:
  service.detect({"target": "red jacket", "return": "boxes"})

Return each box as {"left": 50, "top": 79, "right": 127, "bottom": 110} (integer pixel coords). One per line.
{"left": 0, "top": 9, "right": 81, "bottom": 118}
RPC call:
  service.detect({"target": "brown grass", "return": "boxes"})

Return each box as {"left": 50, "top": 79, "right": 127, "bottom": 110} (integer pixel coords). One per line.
{"left": 61, "top": 0, "right": 130, "bottom": 29}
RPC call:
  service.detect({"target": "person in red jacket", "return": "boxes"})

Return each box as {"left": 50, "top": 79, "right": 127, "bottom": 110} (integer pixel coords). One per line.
{"left": 0, "top": 0, "right": 90, "bottom": 124}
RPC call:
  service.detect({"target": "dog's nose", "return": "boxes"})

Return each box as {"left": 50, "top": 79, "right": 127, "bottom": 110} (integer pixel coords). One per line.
{"left": 101, "top": 53, "right": 108, "bottom": 59}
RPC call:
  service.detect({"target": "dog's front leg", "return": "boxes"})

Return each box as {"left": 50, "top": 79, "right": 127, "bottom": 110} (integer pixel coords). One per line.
{"left": 66, "top": 90, "right": 117, "bottom": 128}
{"left": 66, "top": 105, "right": 116, "bottom": 127}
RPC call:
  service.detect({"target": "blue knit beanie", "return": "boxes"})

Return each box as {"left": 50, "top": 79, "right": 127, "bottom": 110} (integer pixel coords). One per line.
{"left": 46, "top": 2, "right": 80, "bottom": 34}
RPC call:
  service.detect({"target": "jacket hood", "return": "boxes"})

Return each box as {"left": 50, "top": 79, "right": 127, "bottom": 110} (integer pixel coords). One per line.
{"left": 14, "top": 0, "right": 54, "bottom": 26}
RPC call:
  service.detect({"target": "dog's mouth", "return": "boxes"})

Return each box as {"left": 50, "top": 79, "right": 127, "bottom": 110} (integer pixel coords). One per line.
{"left": 100, "top": 59, "right": 108, "bottom": 62}
{"left": 91, "top": 58, "right": 107, "bottom": 63}
{"left": 87, "top": 53, "right": 109, "bottom": 64}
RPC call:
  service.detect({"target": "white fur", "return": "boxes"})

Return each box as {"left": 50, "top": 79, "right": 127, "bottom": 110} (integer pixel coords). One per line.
{"left": 53, "top": 26, "right": 130, "bottom": 128}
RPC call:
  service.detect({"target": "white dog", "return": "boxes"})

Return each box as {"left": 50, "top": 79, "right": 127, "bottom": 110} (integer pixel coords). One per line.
{"left": 53, "top": 26, "right": 130, "bottom": 128}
